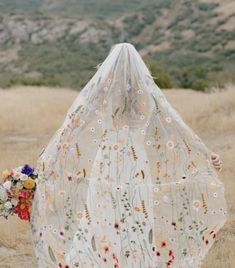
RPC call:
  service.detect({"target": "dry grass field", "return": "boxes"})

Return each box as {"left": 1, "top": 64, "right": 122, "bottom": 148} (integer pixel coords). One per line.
{"left": 0, "top": 85, "right": 234, "bottom": 267}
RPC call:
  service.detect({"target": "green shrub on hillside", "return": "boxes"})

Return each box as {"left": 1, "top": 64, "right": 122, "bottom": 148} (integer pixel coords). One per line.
{"left": 148, "top": 62, "right": 173, "bottom": 89}
{"left": 197, "top": 2, "right": 219, "bottom": 12}
{"left": 141, "top": 5, "right": 156, "bottom": 25}
{"left": 123, "top": 14, "right": 145, "bottom": 37}
{"left": 179, "top": 66, "right": 210, "bottom": 91}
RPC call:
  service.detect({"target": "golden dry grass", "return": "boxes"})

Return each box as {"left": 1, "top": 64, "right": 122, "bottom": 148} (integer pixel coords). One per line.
{"left": 0, "top": 85, "right": 234, "bottom": 267}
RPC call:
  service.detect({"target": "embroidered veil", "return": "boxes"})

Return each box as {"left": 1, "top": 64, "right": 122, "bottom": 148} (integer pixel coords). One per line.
{"left": 30, "top": 43, "right": 227, "bottom": 268}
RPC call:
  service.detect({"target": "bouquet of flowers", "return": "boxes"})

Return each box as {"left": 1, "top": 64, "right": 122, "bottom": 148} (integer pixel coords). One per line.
{"left": 0, "top": 164, "right": 37, "bottom": 221}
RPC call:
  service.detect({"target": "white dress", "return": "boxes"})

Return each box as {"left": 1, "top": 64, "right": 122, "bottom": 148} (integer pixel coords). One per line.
{"left": 30, "top": 43, "right": 227, "bottom": 268}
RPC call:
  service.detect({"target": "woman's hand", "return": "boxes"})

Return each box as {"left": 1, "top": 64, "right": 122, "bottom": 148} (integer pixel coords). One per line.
{"left": 211, "top": 152, "right": 222, "bottom": 172}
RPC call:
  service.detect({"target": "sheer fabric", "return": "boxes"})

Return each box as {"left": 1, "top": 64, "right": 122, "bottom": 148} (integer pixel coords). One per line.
{"left": 30, "top": 43, "right": 227, "bottom": 268}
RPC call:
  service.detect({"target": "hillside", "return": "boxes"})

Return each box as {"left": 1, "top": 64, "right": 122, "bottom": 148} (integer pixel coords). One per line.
{"left": 0, "top": 0, "right": 234, "bottom": 90}
{"left": 0, "top": 85, "right": 234, "bottom": 267}
{"left": 0, "top": 0, "right": 155, "bottom": 18}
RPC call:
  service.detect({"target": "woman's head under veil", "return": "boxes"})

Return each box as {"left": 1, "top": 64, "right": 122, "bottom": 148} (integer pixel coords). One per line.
{"left": 30, "top": 43, "right": 227, "bottom": 268}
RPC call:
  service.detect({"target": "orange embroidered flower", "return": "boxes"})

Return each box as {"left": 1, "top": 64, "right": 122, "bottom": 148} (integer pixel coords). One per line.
{"left": 76, "top": 211, "right": 83, "bottom": 219}
{"left": 103, "top": 246, "right": 109, "bottom": 253}
{"left": 165, "top": 117, "right": 172, "bottom": 123}
{"left": 171, "top": 133, "right": 176, "bottom": 140}
{"left": 71, "top": 116, "right": 80, "bottom": 127}
{"left": 193, "top": 200, "right": 201, "bottom": 210}
{"left": 113, "top": 144, "right": 119, "bottom": 150}
{"left": 166, "top": 140, "right": 174, "bottom": 149}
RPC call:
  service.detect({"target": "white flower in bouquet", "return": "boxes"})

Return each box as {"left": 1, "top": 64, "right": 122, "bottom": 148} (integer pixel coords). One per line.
{"left": 19, "top": 173, "right": 28, "bottom": 181}
{"left": 11, "top": 198, "right": 18, "bottom": 206}
{"left": 12, "top": 166, "right": 23, "bottom": 179}
{"left": 16, "top": 181, "right": 24, "bottom": 189}
{"left": 3, "top": 180, "right": 12, "bottom": 190}
{"left": 0, "top": 185, "right": 8, "bottom": 201}
{"left": 4, "top": 201, "right": 12, "bottom": 210}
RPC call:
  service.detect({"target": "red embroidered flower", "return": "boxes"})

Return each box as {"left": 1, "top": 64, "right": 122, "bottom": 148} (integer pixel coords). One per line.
{"left": 58, "top": 264, "right": 69, "bottom": 268}
{"left": 114, "top": 223, "right": 120, "bottom": 229}
{"left": 112, "top": 253, "right": 118, "bottom": 262}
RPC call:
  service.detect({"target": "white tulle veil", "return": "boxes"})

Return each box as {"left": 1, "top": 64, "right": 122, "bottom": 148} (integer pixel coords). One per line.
{"left": 30, "top": 43, "right": 227, "bottom": 268}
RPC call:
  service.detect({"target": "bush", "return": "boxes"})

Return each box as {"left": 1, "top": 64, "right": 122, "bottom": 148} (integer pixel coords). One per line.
{"left": 123, "top": 14, "right": 144, "bottom": 37}
{"left": 191, "top": 79, "right": 209, "bottom": 91}
{"left": 179, "top": 67, "right": 210, "bottom": 91}
{"left": 180, "top": 71, "right": 191, "bottom": 88}
{"left": 197, "top": 3, "right": 219, "bottom": 12}
{"left": 141, "top": 5, "right": 156, "bottom": 25}
{"left": 148, "top": 62, "right": 173, "bottom": 89}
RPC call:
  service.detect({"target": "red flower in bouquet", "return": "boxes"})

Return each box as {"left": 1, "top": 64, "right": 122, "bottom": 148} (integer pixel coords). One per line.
{"left": 15, "top": 190, "right": 34, "bottom": 221}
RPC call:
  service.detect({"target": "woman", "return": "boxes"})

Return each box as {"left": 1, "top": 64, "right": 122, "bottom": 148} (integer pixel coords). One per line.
{"left": 30, "top": 43, "right": 227, "bottom": 268}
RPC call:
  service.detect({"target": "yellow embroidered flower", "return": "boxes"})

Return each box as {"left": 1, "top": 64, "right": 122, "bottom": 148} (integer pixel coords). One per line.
{"left": 23, "top": 178, "right": 36, "bottom": 190}
{"left": 58, "top": 190, "right": 65, "bottom": 196}
{"left": 56, "top": 251, "right": 65, "bottom": 261}
{"left": 71, "top": 115, "right": 80, "bottom": 127}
